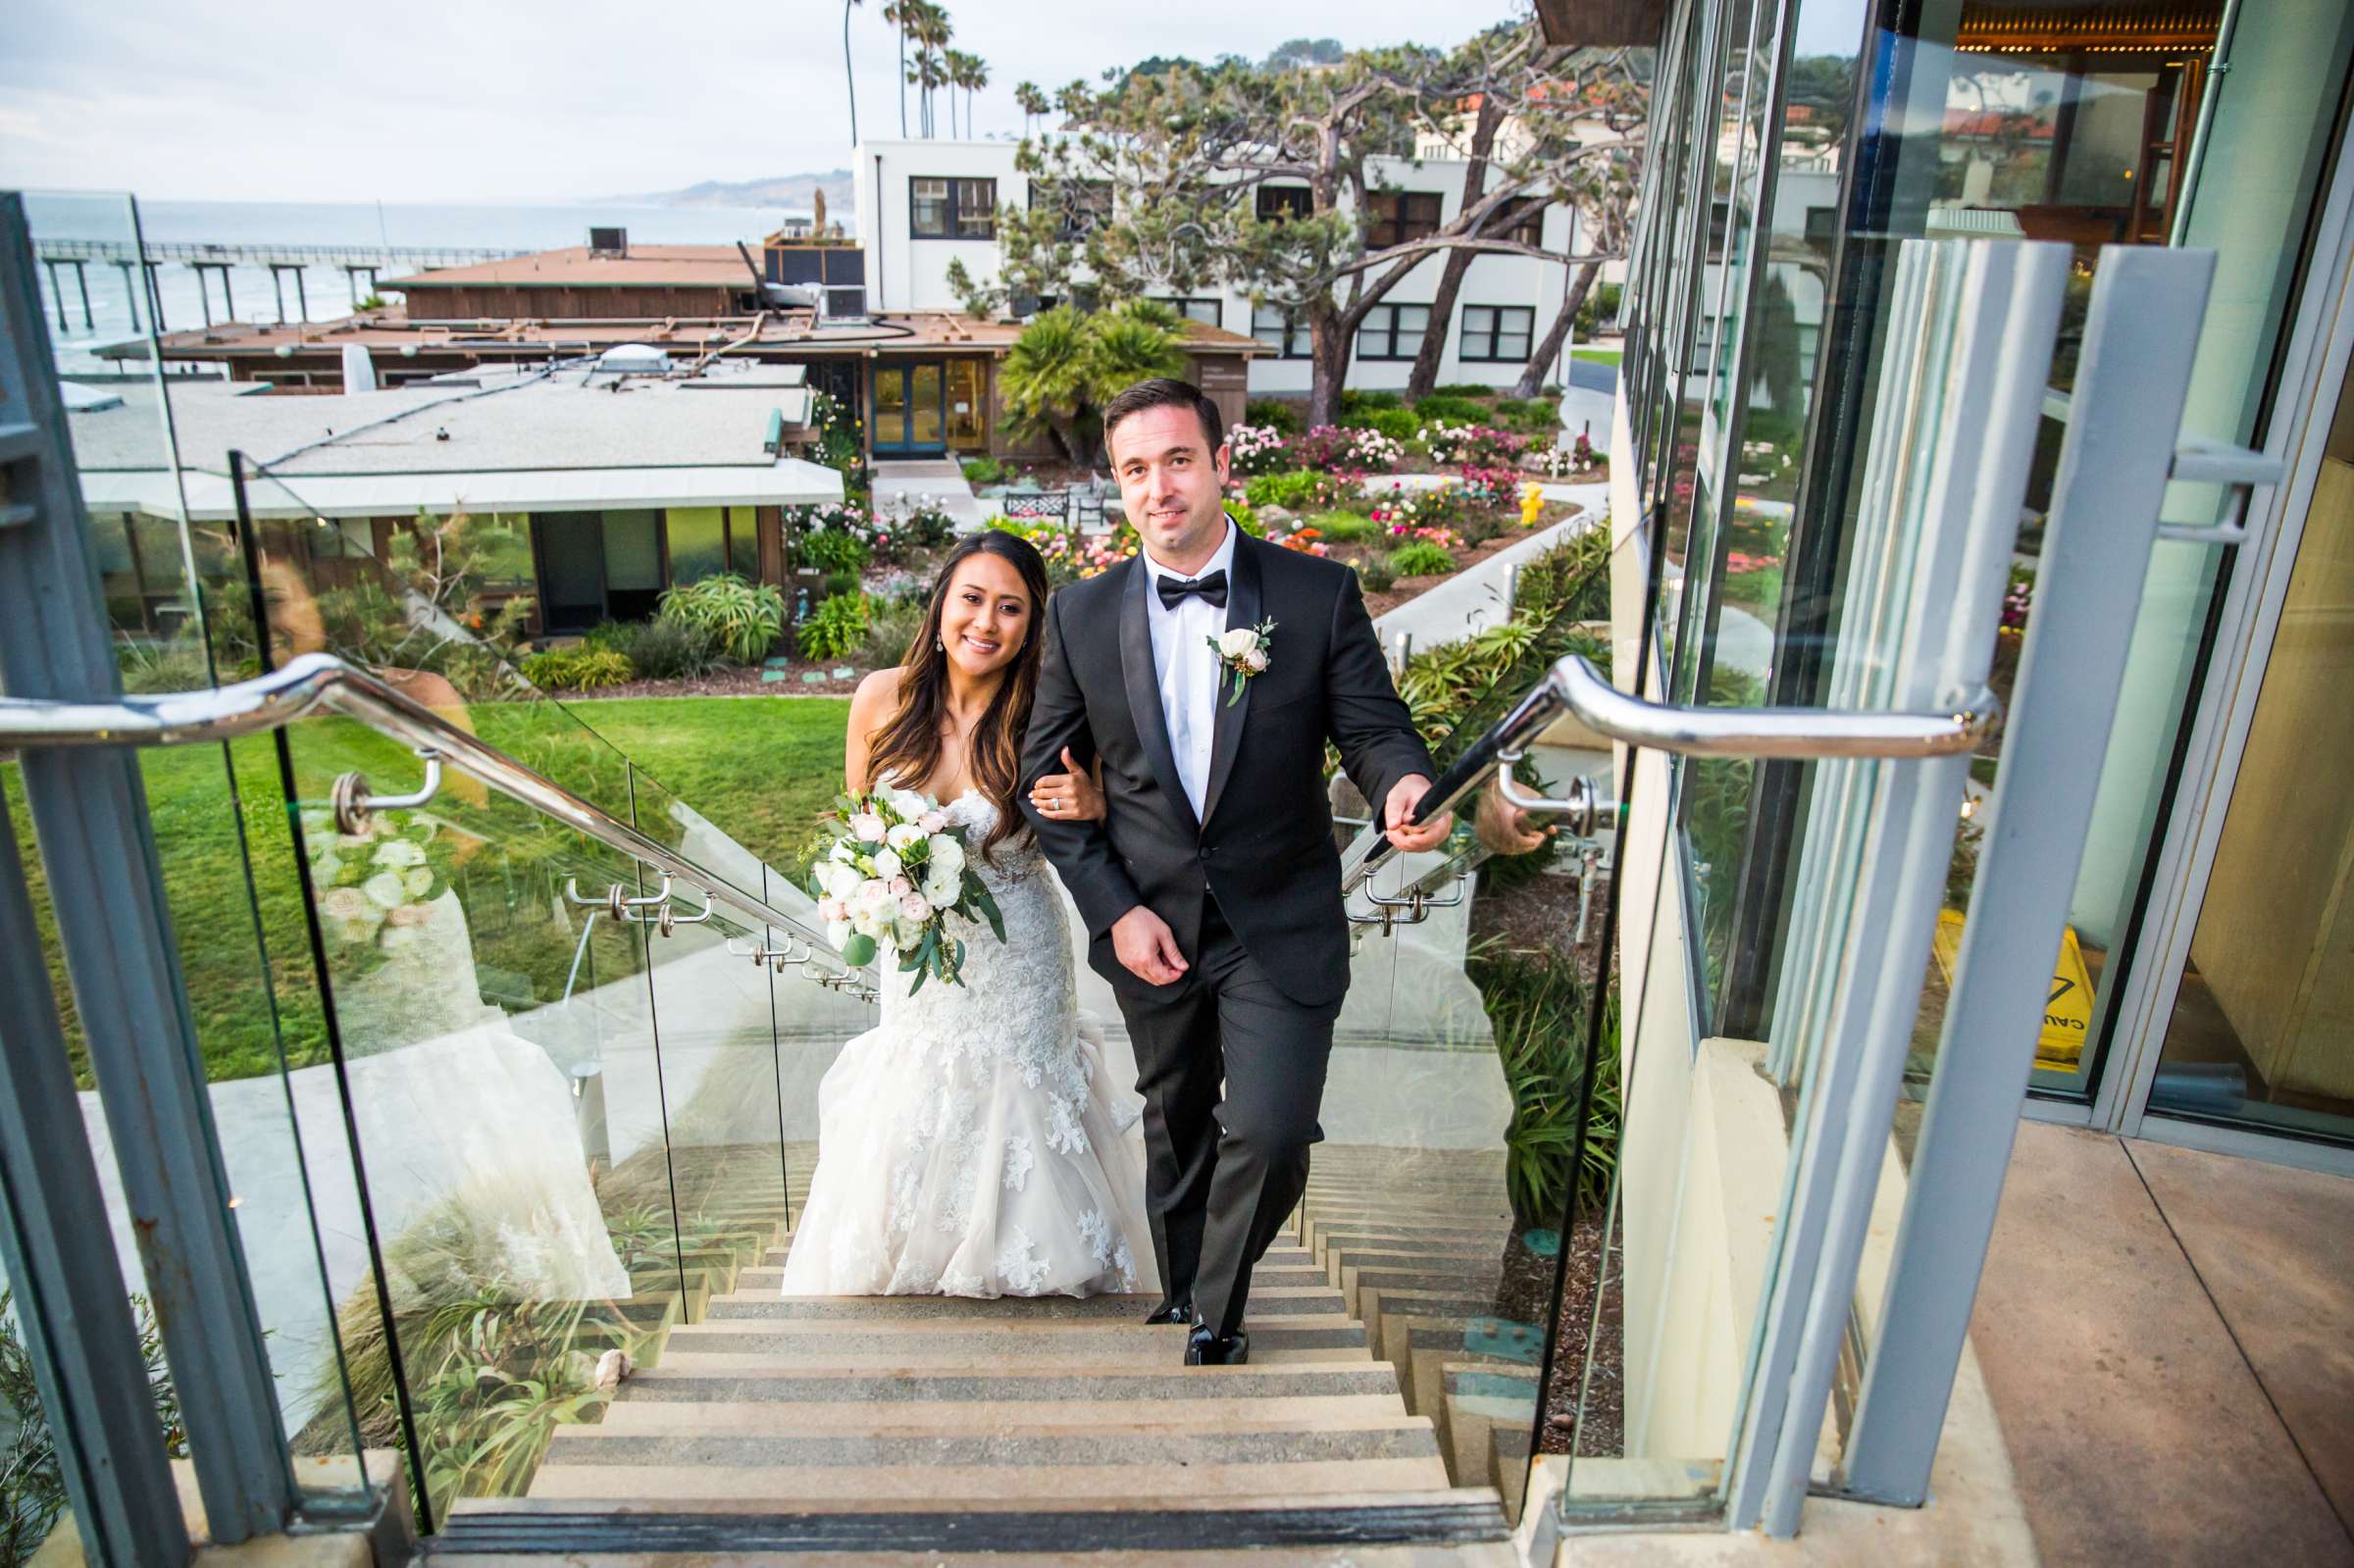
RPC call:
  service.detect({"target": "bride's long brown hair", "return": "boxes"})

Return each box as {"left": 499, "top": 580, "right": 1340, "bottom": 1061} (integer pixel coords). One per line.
{"left": 863, "top": 530, "right": 1052, "bottom": 862}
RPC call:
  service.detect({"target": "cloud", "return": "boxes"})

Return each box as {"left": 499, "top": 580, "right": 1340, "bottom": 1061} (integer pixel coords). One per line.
{"left": 0, "top": 0, "right": 1526, "bottom": 203}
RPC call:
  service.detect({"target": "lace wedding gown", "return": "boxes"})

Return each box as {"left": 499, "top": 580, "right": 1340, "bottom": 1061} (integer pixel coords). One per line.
{"left": 780, "top": 790, "right": 1151, "bottom": 1297}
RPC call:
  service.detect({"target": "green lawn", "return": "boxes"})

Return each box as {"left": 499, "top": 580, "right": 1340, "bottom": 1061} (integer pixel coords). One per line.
{"left": 1572, "top": 347, "right": 1624, "bottom": 364}
{"left": 6, "top": 694, "right": 850, "bottom": 1088}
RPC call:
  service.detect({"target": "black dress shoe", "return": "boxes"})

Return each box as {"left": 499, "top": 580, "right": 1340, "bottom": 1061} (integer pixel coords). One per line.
{"left": 1144, "top": 1298, "right": 1195, "bottom": 1326}
{"left": 1184, "top": 1325, "right": 1250, "bottom": 1366}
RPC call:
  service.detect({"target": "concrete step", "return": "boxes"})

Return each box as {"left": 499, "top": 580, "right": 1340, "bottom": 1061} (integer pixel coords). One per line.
{"left": 1442, "top": 1362, "right": 1540, "bottom": 1490}
{"left": 595, "top": 1391, "right": 1420, "bottom": 1435}
{"left": 523, "top": 1455, "right": 1457, "bottom": 1502}
{"left": 653, "top": 1318, "right": 1371, "bottom": 1370}
{"left": 700, "top": 1288, "right": 1348, "bottom": 1322}
{"left": 615, "top": 1362, "right": 1412, "bottom": 1406}
{"left": 541, "top": 1418, "right": 1444, "bottom": 1473}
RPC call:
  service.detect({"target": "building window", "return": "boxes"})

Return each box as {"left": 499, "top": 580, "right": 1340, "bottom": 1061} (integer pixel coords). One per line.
{"left": 911, "top": 177, "right": 997, "bottom": 239}
{"left": 1049, "top": 179, "right": 1113, "bottom": 241}
{"left": 1356, "top": 303, "right": 1430, "bottom": 361}
{"left": 1459, "top": 304, "right": 1534, "bottom": 362}
{"left": 1490, "top": 197, "right": 1547, "bottom": 248}
{"left": 1256, "top": 185, "right": 1312, "bottom": 222}
{"left": 1157, "top": 297, "right": 1223, "bottom": 329}
{"left": 1367, "top": 189, "right": 1444, "bottom": 249}
{"left": 1252, "top": 303, "right": 1311, "bottom": 359}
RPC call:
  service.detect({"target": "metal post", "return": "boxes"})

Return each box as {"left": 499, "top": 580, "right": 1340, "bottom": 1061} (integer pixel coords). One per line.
{"left": 43, "top": 258, "right": 66, "bottom": 329}
{"left": 0, "top": 789, "right": 191, "bottom": 1568}
{"left": 271, "top": 267, "right": 286, "bottom": 325}
{"left": 294, "top": 267, "right": 308, "bottom": 322}
{"left": 73, "top": 261, "right": 92, "bottom": 331}
{"left": 143, "top": 261, "right": 165, "bottom": 330}
{"left": 0, "top": 194, "right": 296, "bottom": 1543}
{"left": 116, "top": 262, "right": 140, "bottom": 331}
{"left": 193, "top": 263, "right": 213, "bottom": 327}
{"left": 1841, "top": 247, "right": 2219, "bottom": 1504}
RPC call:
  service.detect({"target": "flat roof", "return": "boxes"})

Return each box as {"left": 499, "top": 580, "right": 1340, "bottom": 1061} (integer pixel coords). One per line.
{"left": 382, "top": 244, "right": 758, "bottom": 291}
{"left": 66, "top": 367, "right": 841, "bottom": 518}
{"left": 129, "top": 309, "right": 1265, "bottom": 362}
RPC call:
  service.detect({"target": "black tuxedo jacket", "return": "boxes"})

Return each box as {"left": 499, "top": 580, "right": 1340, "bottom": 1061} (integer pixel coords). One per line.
{"left": 1019, "top": 527, "right": 1434, "bottom": 1008}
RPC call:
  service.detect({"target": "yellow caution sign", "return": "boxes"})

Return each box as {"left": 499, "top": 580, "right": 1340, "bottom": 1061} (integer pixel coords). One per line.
{"left": 1931, "top": 909, "right": 2093, "bottom": 1071}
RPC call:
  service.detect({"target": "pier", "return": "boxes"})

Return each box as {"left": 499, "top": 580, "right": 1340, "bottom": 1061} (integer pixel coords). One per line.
{"left": 31, "top": 236, "right": 524, "bottom": 331}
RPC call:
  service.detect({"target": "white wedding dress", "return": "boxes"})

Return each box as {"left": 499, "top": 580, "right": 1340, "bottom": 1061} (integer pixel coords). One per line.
{"left": 780, "top": 788, "right": 1151, "bottom": 1298}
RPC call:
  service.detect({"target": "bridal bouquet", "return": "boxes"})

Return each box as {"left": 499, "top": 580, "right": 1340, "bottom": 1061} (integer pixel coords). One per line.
{"left": 809, "top": 786, "right": 1006, "bottom": 993}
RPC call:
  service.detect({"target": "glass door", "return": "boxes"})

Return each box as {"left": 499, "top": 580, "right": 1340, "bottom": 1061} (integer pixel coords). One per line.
{"left": 871, "top": 360, "right": 947, "bottom": 456}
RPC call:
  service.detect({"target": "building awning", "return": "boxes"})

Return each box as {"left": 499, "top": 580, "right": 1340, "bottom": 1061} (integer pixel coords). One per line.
{"left": 80, "top": 459, "right": 845, "bottom": 522}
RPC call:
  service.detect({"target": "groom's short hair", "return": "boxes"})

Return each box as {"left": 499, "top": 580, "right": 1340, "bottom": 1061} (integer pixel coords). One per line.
{"left": 1102, "top": 378, "right": 1225, "bottom": 455}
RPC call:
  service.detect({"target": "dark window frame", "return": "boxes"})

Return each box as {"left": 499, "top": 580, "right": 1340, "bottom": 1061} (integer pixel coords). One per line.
{"left": 910, "top": 176, "right": 998, "bottom": 240}
{"left": 1252, "top": 303, "right": 1311, "bottom": 359}
{"left": 1156, "top": 296, "right": 1223, "bottom": 329}
{"left": 1367, "top": 189, "right": 1444, "bottom": 249}
{"left": 1256, "top": 184, "right": 1313, "bottom": 222}
{"left": 1458, "top": 303, "right": 1535, "bottom": 362}
{"left": 1356, "top": 302, "right": 1431, "bottom": 361}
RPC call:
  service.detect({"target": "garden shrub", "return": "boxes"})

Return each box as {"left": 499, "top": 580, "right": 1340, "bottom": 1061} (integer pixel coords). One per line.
{"left": 1304, "top": 510, "right": 1376, "bottom": 542}
{"left": 1226, "top": 423, "right": 1294, "bottom": 477}
{"left": 1365, "top": 407, "right": 1420, "bottom": 443}
{"left": 1411, "top": 393, "right": 1492, "bottom": 426}
{"left": 858, "top": 593, "right": 929, "bottom": 668}
{"left": 1, "top": 1289, "right": 182, "bottom": 1561}
{"left": 797, "top": 592, "right": 871, "bottom": 662}
{"left": 960, "top": 455, "right": 1007, "bottom": 486}
{"left": 521, "top": 648, "right": 634, "bottom": 691}
{"left": 1388, "top": 539, "right": 1457, "bottom": 577}
{"left": 1421, "top": 424, "right": 1531, "bottom": 468}
{"left": 1433, "top": 382, "right": 1494, "bottom": 398}
{"left": 1467, "top": 944, "right": 1621, "bottom": 1226}
{"left": 1245, "top": 469, "right": 1356, "bottom": 512}
{"left": 1356, "top": 555, "right": 1398, "bottom": 592}
{"left": 656, "top": 573, "right": 786, "bottom": 664}
{"left": 1493, "top": 397, "right": 1562, "bottom": 436}
{"left": 1226, "top": 499, "right": 1264, "bottom": 536}
{"left": 1244, "top": 397, "right": 1302, "bottom": 434}
{"left": 624, "top": 618, "right": 722, "bottom": 680}
{"left": 798, "top": 527, "right": 870, "bottom": 576}
{"left": 820, "top": 570, "right": 860, "bottom": 600}
{"left": 1340, "top": 387, "right": 1403, "bottom": 415}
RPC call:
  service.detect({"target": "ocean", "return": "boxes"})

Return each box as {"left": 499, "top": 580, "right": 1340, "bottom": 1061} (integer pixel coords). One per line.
{"left": 22, "top": 193, "right": 816, "bottom": 372}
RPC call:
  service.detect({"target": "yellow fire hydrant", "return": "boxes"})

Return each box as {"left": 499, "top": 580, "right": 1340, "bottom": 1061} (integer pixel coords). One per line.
{"left": 1520, "top": 482, "right": 1546, "bottom": 529}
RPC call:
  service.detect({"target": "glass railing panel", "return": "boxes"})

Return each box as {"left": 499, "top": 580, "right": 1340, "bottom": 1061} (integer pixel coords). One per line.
{"left": 629, "top": 766, "right": 792, "bottom": 1322}
{"left": 11, "top": 188, "right": 372, "bottom": 1510}
{"left": 223, "top": 463, "right": 682, "bottom": 1525}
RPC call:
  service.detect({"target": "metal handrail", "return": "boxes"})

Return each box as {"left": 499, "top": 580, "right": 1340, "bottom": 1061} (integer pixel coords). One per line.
{"left": 1342, "top": 653, "right": 2000, "bottom": 897}
{"left": 0, "top": 651, "right": 878, "bottom": 996}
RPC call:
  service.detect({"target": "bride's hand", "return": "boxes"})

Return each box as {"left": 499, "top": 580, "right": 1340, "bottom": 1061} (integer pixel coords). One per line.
{"left": 1030, "top": 745, "right": 1105, "bottom": 824}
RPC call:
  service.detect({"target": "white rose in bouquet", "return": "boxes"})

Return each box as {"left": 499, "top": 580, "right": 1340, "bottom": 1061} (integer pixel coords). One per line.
{"left": 926, "top": 835, "right": 964, "bottom": 877}
{"left": 885, "top": 822, "right": 926, "bottom": 851}
{"left": 871, "top": 847, "right": 902, "bottom": 881}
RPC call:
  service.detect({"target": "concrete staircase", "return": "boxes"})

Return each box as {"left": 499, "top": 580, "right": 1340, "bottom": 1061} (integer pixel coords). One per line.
{"left": 431, "top": 1141, "right": 1527, "bottom": 1562}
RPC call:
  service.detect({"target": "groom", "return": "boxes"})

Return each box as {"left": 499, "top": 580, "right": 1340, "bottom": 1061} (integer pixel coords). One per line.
{"left": 1020, "top": 377, "right": 1451, "bottom": 1365}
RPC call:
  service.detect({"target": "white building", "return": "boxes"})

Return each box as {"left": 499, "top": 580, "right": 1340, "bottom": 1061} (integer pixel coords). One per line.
{"left": 853, "top": 136, "right": 1605, "bottom": 398}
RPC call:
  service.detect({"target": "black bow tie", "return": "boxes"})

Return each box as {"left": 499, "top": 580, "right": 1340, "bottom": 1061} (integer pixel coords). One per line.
{"left": 1157, "top": 569, "right": 1229, "bottom": 611}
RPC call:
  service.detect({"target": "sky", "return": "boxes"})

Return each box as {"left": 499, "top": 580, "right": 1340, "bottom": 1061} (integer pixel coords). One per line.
{"left": 0, "top": 0, "right": 1537, "bottom": 205}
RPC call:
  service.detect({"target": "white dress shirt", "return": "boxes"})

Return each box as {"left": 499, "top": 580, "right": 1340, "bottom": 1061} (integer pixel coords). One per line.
{"left": 1141, "top": 519, "right": 1239, "bottom": 822}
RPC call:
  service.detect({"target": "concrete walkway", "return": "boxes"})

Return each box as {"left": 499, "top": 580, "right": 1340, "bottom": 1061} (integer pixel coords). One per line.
{"left": 871, "top": 458, "right": 986, "bottom": 532}
{"left": 1973, "top": 1123, "right": 2354, "bottom": 1566}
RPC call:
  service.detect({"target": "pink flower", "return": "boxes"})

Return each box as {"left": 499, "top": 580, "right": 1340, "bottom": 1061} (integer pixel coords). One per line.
{"left": 890, "top": 876, "right": 912, "bottom": 896}
{"left": 919, "top": 809, "right": 948, "bottom": 834}
{"left": 817, "top": 896, "right": 845, "bottom": 922}
{"left": 851, "top": 813, "right": 887, "bottom": 842}
{"left": 897, "top": 891, "right": 933, "bottom": 922}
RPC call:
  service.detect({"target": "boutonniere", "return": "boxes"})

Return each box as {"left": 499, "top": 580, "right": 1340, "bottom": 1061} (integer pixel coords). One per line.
{"left": 1207, "top": 619, "right": 1277, "bottom": 706}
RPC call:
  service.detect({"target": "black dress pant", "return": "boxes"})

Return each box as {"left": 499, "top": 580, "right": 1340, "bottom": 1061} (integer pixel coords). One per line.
{"left": 1118, "top": 893, "right": 1341, "bottom": 1338}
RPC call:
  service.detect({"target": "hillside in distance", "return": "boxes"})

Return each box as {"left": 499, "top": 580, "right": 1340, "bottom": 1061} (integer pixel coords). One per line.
{"left": 601, "top": 170, "right": 855, "bottom": 216}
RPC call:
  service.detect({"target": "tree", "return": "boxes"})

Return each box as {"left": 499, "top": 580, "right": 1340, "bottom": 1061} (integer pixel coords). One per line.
{"left": 1405, "top": 91, "right": 1507, "bottom": 402}
{"left": 947, "top": 49, "right": 990, "bottom": 139}
{"left": 882, "top": 0, "right": 918, "bottom": 136}
{"left": 998, "top": 302, "right": 1187, "bottom": 464}
{"left": 1015, "top": 79, "right": 1050, "bottom": 138}
{"left": 1004, "top": 27, "right": 1645, "bottom": 426}
{"left": 843, "top": 0, "right": 863, "bottom": 150}
{"left": 1264, "top": 37, "right": 1344, "bottom": 70}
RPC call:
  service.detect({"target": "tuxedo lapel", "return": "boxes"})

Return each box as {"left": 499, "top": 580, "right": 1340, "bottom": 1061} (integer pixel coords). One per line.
{"left": 1120, "top": 559, "right": 1201, "bottom": 837}
{"left": 1199, "top": 531, "right": 1263, "bottom": 830}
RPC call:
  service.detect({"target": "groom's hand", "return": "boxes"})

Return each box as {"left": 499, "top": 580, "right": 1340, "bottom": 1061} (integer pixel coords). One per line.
{"left": 1111, "top": 905, "right": 1189, "bottom": 986}
{"left": 1384, "top": 775, "right": 1454, "bottom": 854}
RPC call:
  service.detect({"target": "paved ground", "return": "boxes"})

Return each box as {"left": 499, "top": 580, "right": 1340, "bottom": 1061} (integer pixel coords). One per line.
{"left": 1973, "top": 1122, "right": 2354, "bottom": 1566}
{"left": 871, "top": 458, "right": 986, "bottom": 531}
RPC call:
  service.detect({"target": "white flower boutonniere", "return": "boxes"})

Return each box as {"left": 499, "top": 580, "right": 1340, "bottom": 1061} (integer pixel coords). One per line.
{"left": 1207, "top": 618, "right": 1277, "bottom": 706}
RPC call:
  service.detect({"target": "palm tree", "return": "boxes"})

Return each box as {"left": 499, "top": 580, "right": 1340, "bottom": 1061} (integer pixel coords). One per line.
{"left": 1015, "top": 80, "right": 1049, "bottom": 139}
{"left": 998, "top": 306, "right": 1092, "bottom": 462}
{"left": 843, "top": 0, "right": 862, "bottom": 149}
{"left": 947, "top": 50, "right": 989, "bottom": 139}
{"left": 909, "top": 2, "right": 953, "bottom": 136}
{"left": 882, "top": 0, "right": 918, "bottom": 136}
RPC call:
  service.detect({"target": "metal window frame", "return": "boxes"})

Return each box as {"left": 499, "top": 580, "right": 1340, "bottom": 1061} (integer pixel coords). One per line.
{"left": 1722, "top": 238, "right": 2072, "bottom": 1536}
{"left": 1458, "top": 303, "right": 1536, "bottom": 362}
{"left": 1841, "top": 246, "right": 2223, "bottom": 1503}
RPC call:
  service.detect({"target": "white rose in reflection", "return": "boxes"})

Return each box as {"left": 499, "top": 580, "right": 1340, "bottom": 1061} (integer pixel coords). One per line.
{"left": 362, "top": 872, "right": 407, "bottom": 910}
{"left": 378, "top": 925, "right": 421, "bottom": 953}
{"left": 403, "top": 868, "right": 435, "bottom": 898}
{"left": 372, "top": 839, "right": 427, "bottom": 869}
{"left": 319, "top": 886, "right": 384, "bottom": 944}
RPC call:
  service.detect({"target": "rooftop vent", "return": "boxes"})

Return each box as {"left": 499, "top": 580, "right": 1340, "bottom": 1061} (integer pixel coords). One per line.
{"left": 588, "top": 226, "right": 629, "bottom": 257}
{"left": 816, "top": 283, "right": 869, "bottom": 326}
{"left": 595, "top": 343, "right": 672, "bottom": 375}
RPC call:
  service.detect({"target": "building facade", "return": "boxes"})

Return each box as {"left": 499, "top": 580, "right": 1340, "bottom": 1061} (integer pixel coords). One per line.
{"left": 852, "top": 136, "right": 1601, "bottom": 398}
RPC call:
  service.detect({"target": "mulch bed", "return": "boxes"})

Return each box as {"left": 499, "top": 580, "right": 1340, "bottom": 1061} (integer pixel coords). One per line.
{"left": 1357, "top": 528, "right": 1533, "bottom": 621}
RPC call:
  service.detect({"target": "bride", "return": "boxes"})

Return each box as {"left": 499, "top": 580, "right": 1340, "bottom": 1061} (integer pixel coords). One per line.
{"left": 781, "top": 530, "right": 1152, "bottom": 1298}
